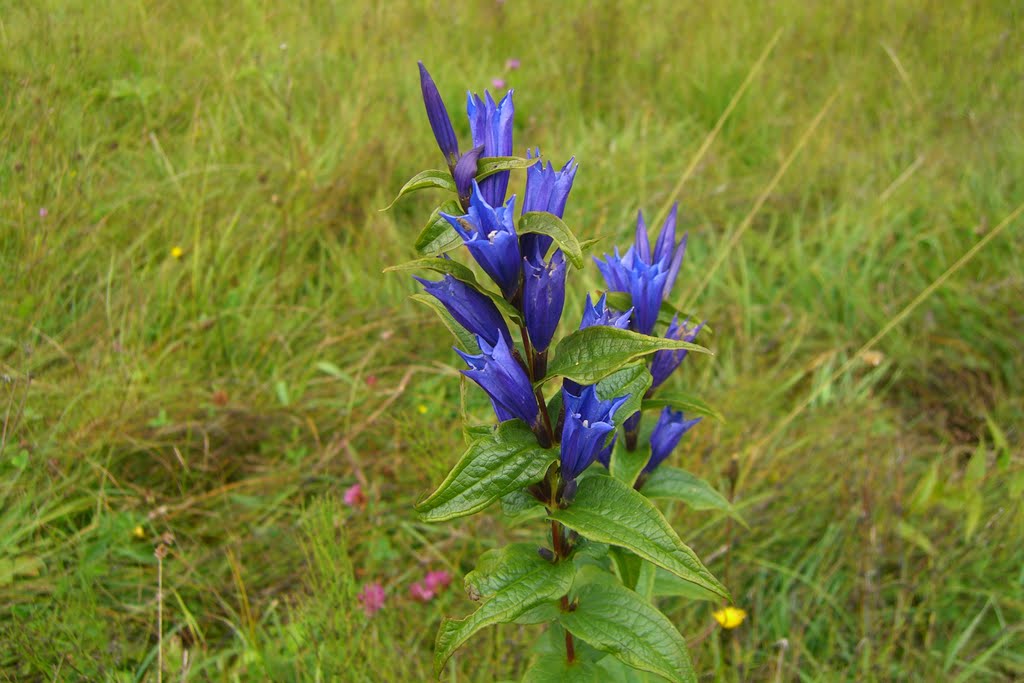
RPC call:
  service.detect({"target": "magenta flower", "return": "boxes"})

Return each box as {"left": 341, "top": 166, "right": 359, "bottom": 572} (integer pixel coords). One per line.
{"left": 343, "top": 483, "right": 366, "bottom": 507}
{"left": 492, "top": 78, "right": 506, "bottom": 90}
{"left": 358, "top": 582, "right": 386, "bottom": 616}
{"left": 38, "top": 207, "right": 48, "bottom": 218}
{"left": 424, "top": 570, "right": 453, "bottom": 592}
{"left": 505, "top": 58, "right": 520, "bottom": 71}
{"left": 410, "top": 581, "right": 435, "bottom": 602}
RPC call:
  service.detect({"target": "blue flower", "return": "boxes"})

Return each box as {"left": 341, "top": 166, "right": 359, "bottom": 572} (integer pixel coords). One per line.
{"left": 650, "top": 316, "right": 705, "bottom": 390}
{"left": 522, "top": 250, "right": 566, "bottom": 353}
{"left": 417, "top": 62, "right": 460, "bottom": 170}
{"left": 520, "top": 149, "right": 578, "bottom": 261}
{"left": 457, "top": 336, "right": 540, "bottom": 429}
{"left": 415, "top": 274, "right": 511, "bottom": 348}
{"left": 443, "top": 181, "right": 522, "bottom": 299}
{"left": 560, "top": 385, "right": 629, "bottom": 481}
{"left": 594, "top": 204, "right": 688, "bottom": 336}
{"left": 579, "top": 293, "right": 632, "bottom": 331}
{"left": 644, "top": 407, "right": 701, "bottom": 474}
{"left": 467, "top": 89, "right": 514, "bottom": 208}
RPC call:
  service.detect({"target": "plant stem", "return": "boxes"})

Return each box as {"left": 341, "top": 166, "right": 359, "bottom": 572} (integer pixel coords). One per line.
{"left": 549, "top": 517, "right": 576, "bottom": 664}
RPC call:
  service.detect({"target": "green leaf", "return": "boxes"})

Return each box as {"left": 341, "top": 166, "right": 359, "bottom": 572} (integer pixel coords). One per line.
{"left": 652, "top": 567, "right": 721, "bottom": 601}
{"left": 414, "top": 199, "right": 464, "bottom": 255}
{"left": 409, "top": 293, "right": 478, "bottom": 352}
{"left": 596, "top": 363, "right": 652, "bottom": 423}
{"left": 416, "top": 421, "right": 556, "bottom": 522}
{"left": 549, "top": 475, "right": 729, "bottom": 600}
{"left": 476, "top": 155, "right": 536, "bottom": 180}
{"left": 641, "top": 466, "right": 744, "bottom": 523}
{"left": 500, "top": 489, "right": 544, "bottom": 518}
{"left": 522, "top": 655, "right": 603, "bottom": 682}
{"left": 610, "top": 547, "right": 642, "bottom": 590}
{"left": 609, "top": 438, "right": 649, "bottom": 488}
{"left": 382, "top": 169, "right": 456, "bottom": 210}
{"left": 560, "top": 582, "right": 696, "bottom": 683}
{"left": 519, "top": 211, "right": 584, "bottom": 268}
{"left": 388, "top": 257, "right": 525, "bottom": 325}
{"left": 435, "top": 544, "right": 574, "bottom": 677}
{"left": 642, "top": 393, "right": 725, "bottom": 423}
{"left": 545, "top": 327, "right": 711, "bottom": 386}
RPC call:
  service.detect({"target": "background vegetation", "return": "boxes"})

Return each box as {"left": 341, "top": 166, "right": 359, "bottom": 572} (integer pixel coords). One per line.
{"left": 2, "top": 1, "right": 1022, "bottom": 680}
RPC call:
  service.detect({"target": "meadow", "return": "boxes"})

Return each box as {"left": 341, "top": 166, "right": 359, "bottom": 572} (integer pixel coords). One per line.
{"left": 2, "top": 1, "right": 1023, "bottom": 680}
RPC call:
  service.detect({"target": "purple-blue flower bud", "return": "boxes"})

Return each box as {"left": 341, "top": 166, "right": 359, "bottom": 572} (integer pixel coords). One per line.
{"left": 644, "top": 407, "right": 701, "bottom": 474}
{"left": 559, "top": 385, "right": 629, "bottom": 481}
{"left": 650, "top": 316, "right": 705, "bottom": 389}
{"left": 520, "top": 149, "right": 578, "bottom": 261}
{"left": 457, "top": 336, "right": 541, "bottom": 429}
{"left": 579, "top": 293, "right": 632, "bottom": 331}
{"left": 417, "top": 62, "right": 460, "bottom": 169}
{"left": 522, "top": 250, "right": 566, "bottom": 353}
{"left": 453, "top": 145, "right": 484, "bottom": 210}
{"left": 415, "top": 274, "right": 511, "bottom": 348}
{"left": 443, "top": 181, "right": 522, "bottom": 299}
{"left": 467, "top": 90, "right": 514, "bottom": 208}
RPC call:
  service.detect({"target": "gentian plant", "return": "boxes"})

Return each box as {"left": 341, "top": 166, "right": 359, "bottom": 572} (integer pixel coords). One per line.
{"left": 385, "top": 63, "right": 742, "bottom": 682}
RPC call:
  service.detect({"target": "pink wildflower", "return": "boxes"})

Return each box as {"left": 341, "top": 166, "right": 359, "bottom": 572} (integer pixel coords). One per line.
{"left": 39, "top": 207, "right": 48, "bottom": 218}
{"left": 424, "top": 570, "right": 452, "bottom": 592}
{"left": 344, "top": 483, "right": 366, "bottom": 508}
{"left": 358, "top": 582, "right": 385, "bottom": 616}
{"left": 409, "top": 581, "right": 435, "bottom": 602}
{"left": 505, "top": 58, "right": 520, "bottom": 71}
{"left": 492, "top": 78, "right": 506, "bottom": 90}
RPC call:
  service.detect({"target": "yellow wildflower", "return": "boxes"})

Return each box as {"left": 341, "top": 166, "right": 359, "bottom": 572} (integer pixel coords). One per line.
{"left": 133, "top": 525, "right": 146, "bottom": 539}
{"left": 713, "top": 606, "right": 747, "bottom": 629}
{"left": 170, "top": 246, "right": 184, "bottom": 259}
{"left": 417, "top": 404, "right": 428, "bottom": 414}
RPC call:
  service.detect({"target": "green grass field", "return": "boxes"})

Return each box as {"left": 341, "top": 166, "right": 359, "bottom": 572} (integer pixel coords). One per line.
{"left": 2, "top": 1, "right": 1023, "bottom": 680}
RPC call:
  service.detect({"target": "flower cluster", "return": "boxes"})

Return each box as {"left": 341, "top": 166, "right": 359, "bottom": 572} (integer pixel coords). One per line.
{"left": 416, "top": 63, "right": 625, "bottom": 480}
{"left": 595, "top": 209, "right": 705, "bottom": 467}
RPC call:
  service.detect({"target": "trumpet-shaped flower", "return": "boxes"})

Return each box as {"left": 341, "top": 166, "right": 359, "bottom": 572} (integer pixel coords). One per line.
{"left": 457, "top": 335, "right": 540, "bottom": 429}
{"left": 415, "top": 274, "right": 511, "bottom": 348}
{"left": 521, "top": 150, "right": 578, "bottom": 261}
{"left": 560, "top": 385, "right": 629, "bottom": 481}
{"left": 650, "top": 316, "right": 705, "bottom": 389}
{"left": 644, "top": 407, "right": 701, "bottom": 474}
{"left": 594, "top": 205, "right": 687, "bottom": 335}
{"left": 522, "top": 250, "right": 566, "bottom": 352}
{"left": 467, "top": 89, "right": 514, "bottom": 208}
{"left": 443, "top": 181, "right": 522, "bottom": 298}
{"left": 418, "top": 62, "right": 460, "bottom": 170}
{"left": 579, "top": 293, "right": 632, "bottom": 331}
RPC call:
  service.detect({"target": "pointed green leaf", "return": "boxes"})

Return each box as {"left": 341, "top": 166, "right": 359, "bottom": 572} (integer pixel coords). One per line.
{"left": 476, "top": 155, "right": 536, "bottom": 180}
{"left": 500, "top": 488, "right": 544, "bottom": 518}
{"left": 642, "top": 394, "right": 725, "bottom": 423}
{"left": 609, "top": 437, "right": 649, "bottom": 488}
{"left": 390, "top": 257, "right": 525, "bottom": 325}
{"left": 410, "top": 293, "right": 478, "bottom": 352}
{"left": 604, "top": 292, "right": 712, "bottom": 333}
{"left": 519, "top": 212, "right": 584, "bottom": 268}
{"left": 596, "top": 363, "right": 652, "bottom": 422}
{"left": 382, "top": 169, "right": 456, "bottom": 210}
{"left": 549, "top": 475, "right": 729, "bottom": 600}
{"left": 652, "top": 566, "right": 721, "bottom": 601}
{"left": 560, "top": 582, "right": 696, "bottom": 683}
{"left": 435, "top": 544, "right": 574, "bottom": 677}
{"left": 641, "top": 466, "right": 744, "bottom": 523}
{"left": 544, "top": 327, "right": 711, "bottom": 386}
{"left": 414, "top": 199, "right": 464, "bottom": 255}
{"left": 522, "top": 655, "right": 603, "bottom": 682}
{"left": 610, "top": 547, "right": 642, "bottom": 590}
{"left": 416, "top": 421, "right": 556, "bottom": 522}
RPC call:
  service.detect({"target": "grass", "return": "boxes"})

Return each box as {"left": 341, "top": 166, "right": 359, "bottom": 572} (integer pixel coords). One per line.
{"left": 2, "top": 0, "right": 1023, "bottom": 680}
